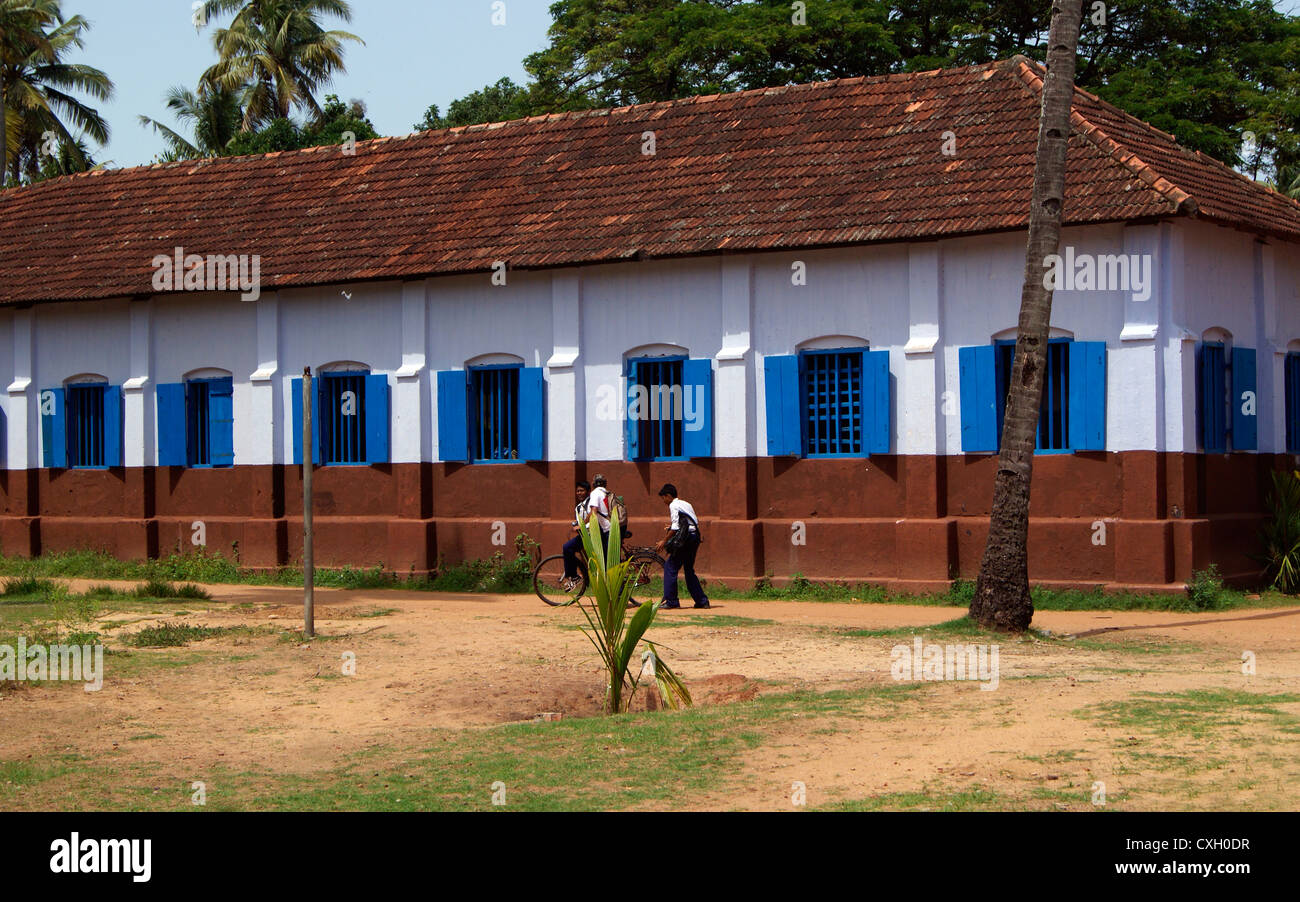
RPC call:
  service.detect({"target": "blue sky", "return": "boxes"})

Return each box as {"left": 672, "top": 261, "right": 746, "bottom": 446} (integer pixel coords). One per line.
{"left": 57, "top": 0, "right": 1300, "bottom": 169}
{"left": 83, "top": 0, "right": 555, "bottom": 168}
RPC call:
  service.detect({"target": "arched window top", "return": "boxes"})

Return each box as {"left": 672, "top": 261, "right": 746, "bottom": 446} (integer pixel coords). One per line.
{"left": 1202, "top": 327, "right": 1232, "bottom": 345}
{"left": 319, "top": 360, "right": 370, "bottom": 373}
{"left": 185, "top": 367, "right": 232, "bottom": 382}
{"left": 796, "top": 334, "right": 869, "bottom": 351}
{"left": 65, "top": 373, "right": 107, "bottom": 385}
{"left": 991, "top": 326, "right": 1075, "bottom": 343}
{"left": 624, "top": 342, "right": 688, "bottom": 361}
{"left": 466, "top": 352, "right": 524, "bottom": 368}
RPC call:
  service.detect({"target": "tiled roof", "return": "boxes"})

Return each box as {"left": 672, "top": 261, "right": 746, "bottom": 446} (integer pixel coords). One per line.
{"left": 2, "top": 56, "right": 1297, "bottom": 306}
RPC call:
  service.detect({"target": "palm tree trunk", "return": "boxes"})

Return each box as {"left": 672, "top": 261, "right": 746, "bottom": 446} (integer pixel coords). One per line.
{"left": 1, "top": 73, "right": 7, "bottom": 183}
{"left": 970, "top": 0, "right": 1086, "bottom": 633}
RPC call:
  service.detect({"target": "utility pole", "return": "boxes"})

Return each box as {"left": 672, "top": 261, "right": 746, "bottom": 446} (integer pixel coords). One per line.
{"left": 303, "top": 367, "right": 315, "bottom": 638}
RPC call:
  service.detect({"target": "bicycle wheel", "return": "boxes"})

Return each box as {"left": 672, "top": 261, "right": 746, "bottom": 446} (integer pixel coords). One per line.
{"left": 533, "top": 554, "right": 586, "bottom": 606}
{"left": 624, "top": 551, "right": 665, "bottom": 607}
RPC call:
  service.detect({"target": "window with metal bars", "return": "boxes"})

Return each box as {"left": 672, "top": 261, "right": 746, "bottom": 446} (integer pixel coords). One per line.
{"left": 319, "top": 372, "right": 367, "bottom": 464}
{"left": 1198, "top": 342, "right": 1228, "bottom": 454}
{"left": 187, "top": 380, "right": 211, "bottom": 467}
{"left": 801, "top": 350, "right": 863, "bottom": 457}
{"left": 470, "top": 365, "right": 521, "bottom": 461}
{"left": 67, "top": 384, "right": 106, "bottom": 468}
{"left": 628, "top": 357, "right": 685, "bottom": 460}
{"left": 1288, "top": 353, "right": 1300, "bottom": 454}
{"left": 995, "top": 339, "right": 1070, "bottom": 452}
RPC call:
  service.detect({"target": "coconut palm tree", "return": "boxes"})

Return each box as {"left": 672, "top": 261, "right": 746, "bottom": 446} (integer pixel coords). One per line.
{"left": 138, "top": 83, "right": 244, "bottom": 161}
{"left": 970, "top": 0, "right": 1087, "bottom": 633}
{"left": 0, "top": 0, "right": 56, "bottom": 176}
{"left": 1282, "top": 164, "right": 1300, "bottom": 200}
{"left": 196, "top": 0, "right": 362, "bottom": 131}
{"left": 0, "top": 0, "right": 111, "bottom": 183}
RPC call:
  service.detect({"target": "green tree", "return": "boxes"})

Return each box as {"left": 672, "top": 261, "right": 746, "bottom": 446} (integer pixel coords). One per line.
{"left": 302, "top": 93, "right": 376, "bottom": 144}
{"left": 223, "top": 93, "right": 376, "bottom": 155}
{"left": 0, "top": 0, "right": 111, "bottom": 184}
{"left": 138, "top": 83, "right": 244, "bottom": 161}
{"left": 30, "top": 131, "right": 104, "bottom": 180}
{"left": 522, "top": 0, "right": 735, "bottom": 110}
{"left": 197, "top": 0, "right": 363, "bottom": 130}
{"left": 512, "top": 0, "right": 1298, "bottom": 179}
{"left": 1, "top": 0, "right": 56, "bottom": 175}
{"left": 414, "top": 77, "right": 530, "bottom": 131}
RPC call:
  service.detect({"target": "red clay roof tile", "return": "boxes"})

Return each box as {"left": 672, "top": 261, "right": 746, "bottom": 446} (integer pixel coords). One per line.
{"left": 2, "top": 57, "right": 1297, "bottom": 306}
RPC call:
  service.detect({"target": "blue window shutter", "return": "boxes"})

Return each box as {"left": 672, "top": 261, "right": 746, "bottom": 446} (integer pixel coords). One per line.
{"left": 40, "top": 387, "right": 66, "bottom": 468}
{"left": 208, "top": 378, "right": 235, "bottom": 467}
{"left": 1288, "top": 355, "right": 1300, "bottom": 453}
{"left": 682, "top": 357, "right": 713, "bottom": 459}
{"left": 157, "top": 383, "right": 188, "bottom": 466}
{"left": 763, "top": 354, "right": 801, "bottom": 456}
{"left": 625, "top": 360, "right": 640, "bottom": 461}
{"left": 1198, "top": 344, "right": 1227, "bottom": 453}
{"left": 102, "top": 385, "right": 123, "bottom": 467}
{"left": 437, "top": 369, "right": 469, "bottom": 462}
{"left": 516, "top": 367, "right": 545, "bottom": 461}
{"left": 364, "top": 374, "right": 390, "bottom": 464}
{"left": 291, "top": 379, "right": 321, "bottom": 470}
{"left": 1067, "top": 341, "right": 1107, "bottom": 451}
{"left": 1232, "top": 347, "right": 1257, "bottom": 451}
{"left": 959, "top": 345, "right": 997, "bottom": 453}
{"left": 1196, "top": 345, "right": 1209, "bottom": 451}
{"left": 863, "top": 349, "right": 891, "bottom": 455}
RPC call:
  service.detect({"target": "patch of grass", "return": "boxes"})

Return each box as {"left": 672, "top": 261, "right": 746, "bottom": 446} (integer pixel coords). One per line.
{"left": 1, "top": 547, "right": 1290, "bottom": 612}
{"left": 1058, "top": 633, "right": 1201, "bottom": 656}
{"left": 836, "top": 615, "right": 1001, "bottom": 641}
{"left": 1121, "top": 751, "right": 1229, "bottom": 775}
{"left": 1078, "top": 689, "right": 1300, "bottom": 738}
{"left": 104, "top": 650, "right": 207, "bottom": 677}
{"left": 64, "top": 629, "right": 102, "bottom": 646}
{"left": 824, "top": 785, "right": 1006, "bottom": 812}
{"left": 650, "top": 614, "right": 776, "bottom": 629}
{"left": 0, "top": 681, "right": 933, "bottom": 811}
{"left": 1185, "top": 565, "right": 1232, "bottom": 611}
{"left": 132, "top": 580, "right": 212, "bottom": 601}
{"left": 126, "top": 622, "right": 264, "bottom": 648}
{"left": 1021, "top": 749, "right": 1086, "bottom": 764}
{"left": 1, "top": 577, "right": 58, "bottom": 598}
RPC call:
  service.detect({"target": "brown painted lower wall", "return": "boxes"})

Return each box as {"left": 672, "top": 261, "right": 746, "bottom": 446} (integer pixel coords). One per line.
{"left": 0, "top": 452, "right": 1288, "bottom": 590}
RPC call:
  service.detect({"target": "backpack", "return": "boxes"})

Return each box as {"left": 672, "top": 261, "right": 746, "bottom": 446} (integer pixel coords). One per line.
{"left": 664, "top": 510, "right": 697, "bottom": 556}
{"left": 613, "top": 494, "right": 630, "bottom": 532}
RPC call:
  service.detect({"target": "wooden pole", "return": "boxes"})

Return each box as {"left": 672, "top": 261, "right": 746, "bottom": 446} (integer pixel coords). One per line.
{"left": 303, "top": 367, "right": 314, "bottom": 638}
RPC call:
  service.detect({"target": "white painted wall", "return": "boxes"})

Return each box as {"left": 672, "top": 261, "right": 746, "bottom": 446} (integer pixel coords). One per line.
{"left": 5, "top": 218, "right": 1298, "bottom": 470}
{"left": 153, "top": 292, "right": 259, "bottom": 465}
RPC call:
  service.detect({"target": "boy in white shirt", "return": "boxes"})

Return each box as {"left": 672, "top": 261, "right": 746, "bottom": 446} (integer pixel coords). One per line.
{"left": 586, "top": 474, "right": 612, "bottom": 536}
{"left": 654, "top": 483, "right": 710, "bottom": 609}
{"left": 561, "top": 480, "right": 592, "bottom": 589}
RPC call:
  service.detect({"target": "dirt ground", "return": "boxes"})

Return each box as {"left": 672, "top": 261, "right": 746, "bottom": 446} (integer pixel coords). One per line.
{"left": 2, "top": 580, "right": 1298, "bottom": 811}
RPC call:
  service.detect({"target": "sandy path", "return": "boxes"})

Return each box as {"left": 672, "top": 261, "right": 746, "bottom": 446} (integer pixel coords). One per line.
{"left": 2, "top": 582, "right": 1297, "bottom": 810}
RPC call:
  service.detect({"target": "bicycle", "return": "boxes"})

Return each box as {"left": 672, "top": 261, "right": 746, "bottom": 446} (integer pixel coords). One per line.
{"left": 533, "top": 533, "right": 665, "bottom": 607}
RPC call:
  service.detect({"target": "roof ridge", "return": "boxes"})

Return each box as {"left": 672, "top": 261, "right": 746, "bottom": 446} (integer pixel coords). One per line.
{"left": 1004, "top": 56, "right": 1196, "bottom": 217}
{"left": 421, "top": 63, "right": 1000, "bottom": 136}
